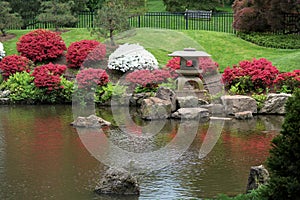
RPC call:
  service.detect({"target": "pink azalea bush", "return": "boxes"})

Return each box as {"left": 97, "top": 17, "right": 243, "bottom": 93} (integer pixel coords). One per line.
{"left": 126, "top": 69, "right": 177, "bottom": 89}
{"left": 31, "top": 63, "right": 67, "bottom": 91}
{"left": 0, "top": 55, "right": 32, "bottom": 80}
{"left": 76, "top": 68, "right": 109, "bottom": 89}
{"left": 66, "top": 40, "right": 106, "bottom": 68}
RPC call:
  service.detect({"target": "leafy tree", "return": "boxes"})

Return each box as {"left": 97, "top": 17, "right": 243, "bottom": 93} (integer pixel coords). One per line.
{"left": 163, "top": 0, "right": 220, "bottom": 12}
{"left": 60, "top": 0, "right": 89, "bottom": 13}
{"left": 266, "top": 0, "right": 300, "bottom": 34}
{"left": 91, "top": 0, "right": 130, "bottom": 46}
{"left": 87, "top": 0, "right": 106, "bottom": 11}
{"left": 233, "top": 0, "right": 299, "bottom": 33}
{"left": 6, "top": 0, "right": 41, "bottom": 29}
{"left": 0, "top": 1, "right": 22, "bottom": 36}
{"left": 232, "top": 0, "right": 271, "bottom": 33}
{"left": 264, "top": 89, "right": 300, "bottom": 199}
{"left": 36, "top": 0, "right": 78, "bottom": 31}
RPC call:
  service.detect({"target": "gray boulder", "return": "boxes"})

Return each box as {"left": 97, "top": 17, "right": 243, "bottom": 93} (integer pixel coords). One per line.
{"left": 177, "top": 96, "right": 198, "bottom": 108}
{"left": 171, "top": 108, "right": 210, "bottom": 119}
{"left": 246, "top": 165, "right": 269, "bottom": 192}
{"left": 140, "top": 97, "right": 172, "bottom": 120}
{"left": 71, "top": 114, "right": 111, "bottom": 127}
{"left": 94, "top": 167, "right": 140, "bottom": 195}
{"left": 260, "top": 93, "right": 291, "bottom": 114}
{"left": 235, "top": 111, "right": 253, "bottom": 120}
{"left": 155, "top": 86, "right": 177, "bottom": 112}
{"left": 221, "top": 95, "right": 257, "bottom": 115}
{"left": 129, "top": 92, "right": 152, "bottom": 107}
{"left": 200, "top": 103, "right": 225, "bottom": 114}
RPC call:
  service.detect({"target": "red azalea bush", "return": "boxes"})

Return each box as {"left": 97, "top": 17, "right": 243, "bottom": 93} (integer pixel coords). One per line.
{"left": 17, "top": 29, "right": 67, "bottom": 63}
{"left": 76, "top": 68, "right": 109, "bottom": 89}
{"left": 66, "top": 40, "right": 106, "bottom": 68}
{"left": 166, "top": 56, "right": 180, "bottom": 70}
{"left": 126, "top": 69, "right": 177, "bottom": 88}
{"left": 0, "top": 55, "right": 33, "bottom": 79}
{"left": 166, "top": 56, "right": 219, "bottom": 74}
{"left": 31, "top": 63, "right": 67, "bottom": 91}
{"left": 222, "top": 58, "right": 279, "bottom": 93}
{"left": 274, "top": 70, "right": 300, "bottom": 93}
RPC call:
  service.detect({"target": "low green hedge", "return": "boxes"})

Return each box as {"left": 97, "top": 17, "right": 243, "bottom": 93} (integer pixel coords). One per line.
{"left": 237, "top": 32, "right": 300, "bottom": 49}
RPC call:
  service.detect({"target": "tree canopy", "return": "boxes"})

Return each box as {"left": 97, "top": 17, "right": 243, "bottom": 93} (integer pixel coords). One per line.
{"left": 162, "top": 0, "right": 220, "bottom": 12}
{"left": 233, "top": 0, "right": 300, "bottom": 33}
{"left": 36, "top": 0, "right": 78, "bottom": 31}
{"left": 265, "top": 89, "right": 300, "bottom": 199}
{"left": 0, "top": 1, "right": 22, "bottom": 36}
{"left": 91, "top": 0, "right": 130, "bottom": 46}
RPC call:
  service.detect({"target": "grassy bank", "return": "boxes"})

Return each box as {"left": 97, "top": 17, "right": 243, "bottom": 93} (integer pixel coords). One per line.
{"left": 2, "top": 28, "right": 299, "bottom": 72}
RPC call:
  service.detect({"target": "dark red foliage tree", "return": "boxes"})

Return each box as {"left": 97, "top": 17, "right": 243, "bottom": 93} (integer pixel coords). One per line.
{"left": 232, "top": 0, "right": 271, "bottom": 32}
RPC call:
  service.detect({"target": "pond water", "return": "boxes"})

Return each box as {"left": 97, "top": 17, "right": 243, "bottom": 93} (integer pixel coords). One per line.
{"left": 0, "top": 105, "right": 284, "bottom": 200}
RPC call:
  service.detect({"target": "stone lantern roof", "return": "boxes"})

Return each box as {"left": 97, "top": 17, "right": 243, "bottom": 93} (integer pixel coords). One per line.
{"left": 168, "top": 48, "right": 211, "bottom": 58}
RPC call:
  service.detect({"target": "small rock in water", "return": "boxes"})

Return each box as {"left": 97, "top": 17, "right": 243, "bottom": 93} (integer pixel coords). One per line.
{"left": 94, "top": 167, "right": 140, "bottom": 196}
{"left": 246, "top": 165, "right": 269, "bottom": 192}
{"left": 70, "top": 114, "right": 111, "bottom": 127}
{"left": 235, "top": 111, "right": 253, "bottom": 120}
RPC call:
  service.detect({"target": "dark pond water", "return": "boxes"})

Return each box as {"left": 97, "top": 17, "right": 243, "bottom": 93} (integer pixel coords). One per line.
{"left": 0, "top": 105, "right": 284, "bottom": 200}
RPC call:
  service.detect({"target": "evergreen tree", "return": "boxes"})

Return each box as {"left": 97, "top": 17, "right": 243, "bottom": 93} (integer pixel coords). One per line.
{"left": 265, "top": 89, "right": 300, "bottom": 199}
{"left": 91, "top": 0, "right": 130, "bottom": 46}
{"left": 7, "top": 0, "right": 41, "bottom": 29}
{"left": 0, "top": 1, "right": 22, "bottom": 36}
{"left": 36, "top": 0, "right": 78, "bottom": 31}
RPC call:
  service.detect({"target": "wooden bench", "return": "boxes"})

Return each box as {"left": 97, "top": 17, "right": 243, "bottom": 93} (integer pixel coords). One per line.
{"left": 184, "top": 10, "right": 212, "bottom": 20}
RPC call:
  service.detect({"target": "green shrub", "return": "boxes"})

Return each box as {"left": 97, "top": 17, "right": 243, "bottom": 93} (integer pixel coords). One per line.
{"left": 252, "top": 93, "right": 267, "bottom": 111}
{"left": 95, "top": 82, "right": 127, "bottom": 103}
{"left": 237, "top": 32, "right": 300, "bottom": 49}
{"left": 1, "top": 72, "right": 41, "bottom": 103}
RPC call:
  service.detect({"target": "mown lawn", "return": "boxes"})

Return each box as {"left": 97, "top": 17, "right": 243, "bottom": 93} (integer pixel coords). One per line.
{"left": 2, "top": 28, "right": 299, "bottom": 72}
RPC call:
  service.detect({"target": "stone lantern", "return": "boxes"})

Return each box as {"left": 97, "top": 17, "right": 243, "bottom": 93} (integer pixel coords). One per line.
{"left": 168, "top": 48, "right": 211, "bottom": 96}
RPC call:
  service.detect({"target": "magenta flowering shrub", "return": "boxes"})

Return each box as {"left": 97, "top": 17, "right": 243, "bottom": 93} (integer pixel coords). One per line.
{"left": 31, "top": 63, "right": 67, "bottom": 91}
{"left": 76, "top": 68, "right": 109, "bottom": 89}
{"left": 17, "top": 29, "right": 67, "bottom": 63}
{"left": 66, "top": 40, "right": 106, "bottom": 68}
{"left": 0, "top": 55, "right": 32, "bottom": 80}
{"left": 199, "top": 57, "right": 219, "bottom": 74}
{"left": 222, "top": 58, "right": 279, "bottom": 93}
{"left": 274, "top": 70, "right": 300, "bottom": 93}
{"left": 126, "top": 69, "right": 176, "bottom": 89}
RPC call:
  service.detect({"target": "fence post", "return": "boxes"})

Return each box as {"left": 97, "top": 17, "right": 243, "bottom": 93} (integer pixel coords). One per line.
{"left": 138, "top": 15, "right": 141, "bottom": 28}
{"left": 185, "top": 12, "right": 189, "bottom": 30}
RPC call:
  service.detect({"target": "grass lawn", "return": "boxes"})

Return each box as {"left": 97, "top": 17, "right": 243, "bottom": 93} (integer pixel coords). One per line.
{"left": 182, "top": 30, "right": 300, "bottom": 72}
{"left": 2, "top": 28, "right": 299, "bottom": 72}
{"left": 147, "top": 0, "right": 166, "bottom": 12}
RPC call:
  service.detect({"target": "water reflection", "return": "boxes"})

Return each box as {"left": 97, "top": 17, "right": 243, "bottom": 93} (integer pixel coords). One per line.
{"left": 0, "top": 105, "right": 283, "bottom": 199}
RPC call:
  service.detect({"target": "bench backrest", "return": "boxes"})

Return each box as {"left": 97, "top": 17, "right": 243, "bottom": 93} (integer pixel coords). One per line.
{"left": 185, "top": 10, "right": 212, "bottom": 19}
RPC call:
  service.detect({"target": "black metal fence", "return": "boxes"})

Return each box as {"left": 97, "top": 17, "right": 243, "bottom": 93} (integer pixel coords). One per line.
{"left": 128, "top": 12, "right": 235, "bottom": 33}
{"left": 7, "top": 11, "right": 299, "bottom": 34}
{"left": 8, "top": 11, "right": 236, "bottom": 33}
